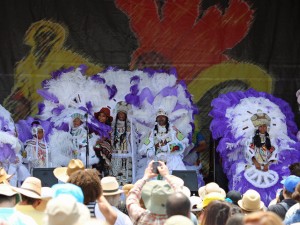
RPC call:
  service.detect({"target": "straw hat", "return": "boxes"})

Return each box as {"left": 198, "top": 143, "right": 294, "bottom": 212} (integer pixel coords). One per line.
{"left": 164, "top": 215, "right": 194, "bottom": 225}
{"left": 141, "top": 180, "right": 174, "bottom": 215}
{"left": 0, "top": 183, "right": 18, "bottom": 196}
{"left": 198, "top": 182, "right": 226, "bottom": 198}
{"left": 45, "top": 195, "right": 90, "bottom": 225}
{"left": 0, "top": 168, "right": 13, "bottom": 184}
{"left": 181, "top": 186, "right": 191, "bottom": 198}
{"left": 169, "top": 175, "right": 184, "bottom": 188}
{"left": 36, "top": 187, "right": 54, "bottom": 211}
{"left": 53, "top": 159, "right": 85, "bottom": 182}
{"left": 122, "top": 183, "right": 134, "bottom": 197}
{"left": 201, "top": 192, "right": 225, "bottom": 208}
{"left": 190, "top": 195, "right": 203, "bottom": 212}
{"left": 13, "top": 177, "right": 42, "bottom": 199}
{"left": 238, "top": 189, "right": 265, "bottom": 212}
{"left": 101, "top": 176, "right": 124, "bottom": 196}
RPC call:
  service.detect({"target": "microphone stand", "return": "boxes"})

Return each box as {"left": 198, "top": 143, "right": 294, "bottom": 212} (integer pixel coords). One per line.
{"left": 85, "top": 113, "right": 89, "bottom": 168}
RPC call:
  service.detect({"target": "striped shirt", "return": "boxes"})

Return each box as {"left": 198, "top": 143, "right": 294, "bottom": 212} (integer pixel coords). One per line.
{"left": 86, "top": 201, "right": 96, "bottom": 217}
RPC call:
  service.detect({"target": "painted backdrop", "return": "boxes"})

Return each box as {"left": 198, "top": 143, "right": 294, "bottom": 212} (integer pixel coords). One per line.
{"left": 1, "top": 0, "right": 300, "bottom": 177}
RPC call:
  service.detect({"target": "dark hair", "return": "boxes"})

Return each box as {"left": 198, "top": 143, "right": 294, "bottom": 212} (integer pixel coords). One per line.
{"left": 0, "top": 194, "right": 17, "bottom": 205}
{"left": 292, "top": 182, "right": 300, "bottom": 202}
{"left": 253, "top": 129, "right": 271, "bottom": 149}
{"left": 20, "top": 194, "right": 38, "bottom": 205}
{"left": 154, "top": 117, "right": 169, "bottom": 135}
{"left": 289, "top": 162, "right": 300, "bottom": 177}
{"left": 67, "top": 169, "right": 103, "bottom": 205}
{"left": 201, "top": 201, "right": 232, "bottom": 225}
{"left": 113, "top": 112, "right": 127, "bottom": 149}
{"left": 31, "top": 120, "right": 41, "bottom": 127}
{"left": 166, "top": 192, "right": 191, "bottom": 218}
{"left": 225, "top": 213, "right": 244, "bottom": 225}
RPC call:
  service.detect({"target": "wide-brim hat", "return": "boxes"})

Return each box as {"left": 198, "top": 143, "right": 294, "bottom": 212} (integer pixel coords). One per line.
{"left": 101, "top": 176, "right": 124, "bottom": 196}
{"left": 198, "top": 182, "right": 226, "bottom": 198}
{"left": 238, "top": 189, "right": 265, "bottom": 212}
{"left": 36, "top": 187, "right": 54, "bottom": 211}
{"left": 0, "top": 183, "right": 18, "bottom": 196}
{"left": 13, "top": 177, "right": 42, "bottom": 199}
{"left": 53, "top": 159, "right": 85, "bottom": 182}
{"left": 141, "top": 180, "right": 174, "bottom": 215}
{"left": 201, "top": 192, "right": 225, "bottom": 208}
{"left": 94, "top": 107, "right": 113, "bottom": 123}
{"left": 190, "top": 195, "right": 203, "bottom": 212}
{"left": 122, "top": 184, "right": 134, "bottom": 197}
{"left": 45, "top": 195, "right": 90, "bottom": 225}
{"left": 0, "top": 168, "right": 13, "bottom": 184}
{"left": 164, "top": 215, "right": 194, "bottom": 225}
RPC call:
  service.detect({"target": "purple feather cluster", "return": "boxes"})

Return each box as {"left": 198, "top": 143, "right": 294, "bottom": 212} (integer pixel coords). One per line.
{"left": 209, "top": 88, "right": 300, "bottom": 205}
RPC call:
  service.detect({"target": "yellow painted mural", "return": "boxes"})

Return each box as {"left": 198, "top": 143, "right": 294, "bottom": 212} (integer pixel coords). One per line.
{"left": 3, "top": 20, "right": 103, "bottom": 121}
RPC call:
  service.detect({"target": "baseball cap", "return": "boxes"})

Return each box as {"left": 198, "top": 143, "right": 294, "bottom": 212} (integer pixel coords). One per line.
{"left": 52, "top": 183, "right": 84, "bottom": 203}
{"left": 281, "top": 175, "right": 300, "bottom": 193}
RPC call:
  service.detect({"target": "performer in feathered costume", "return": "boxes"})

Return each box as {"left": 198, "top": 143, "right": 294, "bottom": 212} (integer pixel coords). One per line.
{"left": 70, "top": 112, "right": 88, "bottom": 160}
{"left": 111, "top": 101, "right": 133, "bottom": 184}
{"left": 209, "top": 89, "right": 300, "bottom": 204}
{"left": 36, "top": 66, "right": 197, "bottom": 183}
{"left": 94, "top": 67, "right": 197, "bottom": 182}
{"left": 140, "top": 108, "right": 189, "bottom": 171}
{"left": 93, "top": 107, "right": 113, "bottom": 176}
{"left": 24, "top": 121, "right": 50, "bottom": 170}
{"left": 0, "top": 104, "right": 30, "bottom": 186}
{"left": 246, "top": 110, "right": 277, "bottom": 172}
{"left": 124, "top": 68, "right": 198, "bottom": 179}
{"left": 36, "top": 66, "right": 112, "bottom": 167}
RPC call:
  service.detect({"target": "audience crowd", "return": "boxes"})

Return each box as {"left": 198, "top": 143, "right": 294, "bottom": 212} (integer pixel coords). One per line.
{"left": 0, "top": 160, "right": 299, "bottom": 225}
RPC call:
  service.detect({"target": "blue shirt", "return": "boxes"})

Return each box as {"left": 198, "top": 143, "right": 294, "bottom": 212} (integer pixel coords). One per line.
{"left": 0, "top": 208, "right": 37, "bottom": 225}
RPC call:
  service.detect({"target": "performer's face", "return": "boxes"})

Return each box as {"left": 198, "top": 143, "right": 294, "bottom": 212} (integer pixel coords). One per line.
{"left": 117, "top": 112, "right": 127, "bottom": 121}
{"left": 156, "top": 115, "right": 167, "bottom": 126}
{"left": 37, "top": 129, "right": 44, "bottom": 140}
{"left": 73, "top": 118, "right": 82, "bottom": 128}
{"left": 258, "top": 124, "right": 267, "bottom": 134}
{"left": 98, "top": 113, "right": 108, "bottom": 123}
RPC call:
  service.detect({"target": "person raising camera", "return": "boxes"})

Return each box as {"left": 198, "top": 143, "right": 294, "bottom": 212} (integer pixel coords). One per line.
{"left": 126, "top": 160, "right": 183, "bottom": 224}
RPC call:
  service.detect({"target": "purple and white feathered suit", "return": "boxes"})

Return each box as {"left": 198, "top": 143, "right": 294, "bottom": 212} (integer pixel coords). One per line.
{"left": 0, "top": 105, "right": 30, "bottom": 186}
{"left": 209, "top": 89, "right": 300, "bottom": 205}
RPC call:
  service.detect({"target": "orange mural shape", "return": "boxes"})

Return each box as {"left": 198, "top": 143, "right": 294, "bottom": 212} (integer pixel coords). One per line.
{"left": 115, "top": 0, "right": 254, "bottom": 82}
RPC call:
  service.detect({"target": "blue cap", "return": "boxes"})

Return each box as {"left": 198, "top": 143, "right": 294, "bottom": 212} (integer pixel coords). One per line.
{"left": 281, "top": 175, "right": 300, "bottom": 193}
{"left": 51, "top": 183, "right": 84, "bottom": 203}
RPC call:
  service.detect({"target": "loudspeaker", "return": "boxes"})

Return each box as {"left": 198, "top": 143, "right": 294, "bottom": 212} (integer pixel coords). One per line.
{"left": 32, "top": 168, "right": 58, "bottom": 187}
{"left": 172, "top": 170, "right": 198, "bottom": 193}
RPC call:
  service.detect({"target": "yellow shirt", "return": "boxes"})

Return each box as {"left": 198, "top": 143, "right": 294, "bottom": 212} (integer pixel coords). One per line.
{"left": 15, "top": 204, "right": 45, "bottom": 225}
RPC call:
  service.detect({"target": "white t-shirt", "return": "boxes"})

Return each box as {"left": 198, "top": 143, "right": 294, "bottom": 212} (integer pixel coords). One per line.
{"left": 95, "top": 205, "right": 133, "bottom": 225}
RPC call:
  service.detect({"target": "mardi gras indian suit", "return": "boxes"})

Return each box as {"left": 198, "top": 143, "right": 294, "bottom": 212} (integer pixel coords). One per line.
{"left": 24, "top": 124, "right": 50, "bottom": 170}
{"left": 140, "top": 110, "right": 188, "bottom": 172}
{"left": 111, "top": 102, "right": 132, "bottom": 184}
{"left": 209, "top": 89, "right": 300, "bottom": 204}
{"left": 244, "top": 110, "right": 278, "bottom": 188}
